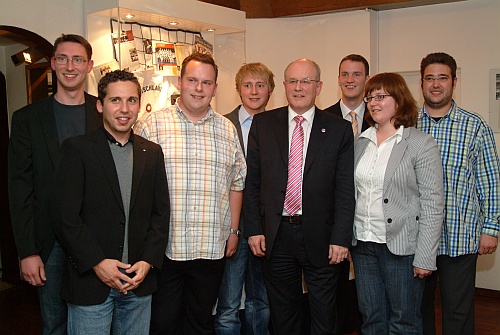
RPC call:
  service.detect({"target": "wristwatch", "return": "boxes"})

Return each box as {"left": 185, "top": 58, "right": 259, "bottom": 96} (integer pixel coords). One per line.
{"left": 230, "top": 228, "right": 241, "bottom": 237}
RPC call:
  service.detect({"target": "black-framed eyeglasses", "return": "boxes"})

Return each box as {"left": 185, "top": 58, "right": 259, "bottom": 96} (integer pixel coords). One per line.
{"left": 423, "top": 75, "right": 451, "bottom": 83}
{"left": 284, "top": 78, "right": 320, "bottom": 86}
{"left": 364, "top": 94, "right": 391, "bottom": 103}
{"left": 53, "top": 56, "right": 88, "bottom": 65}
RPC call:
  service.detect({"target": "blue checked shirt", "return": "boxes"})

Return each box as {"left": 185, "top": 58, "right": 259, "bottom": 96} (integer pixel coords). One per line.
{"left": 417, "top": 101, "right": 500, "bottom": 257}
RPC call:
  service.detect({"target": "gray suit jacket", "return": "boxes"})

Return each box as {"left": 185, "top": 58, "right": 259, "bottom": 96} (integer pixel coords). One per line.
{"left": 353, "top": 127, "right": 444, "bottom": 270}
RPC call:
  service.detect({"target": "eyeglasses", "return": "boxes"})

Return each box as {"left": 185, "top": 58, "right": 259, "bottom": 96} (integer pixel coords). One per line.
{"left": 53, "top": 56, "right": 88, "bottom": 65}
{"left": 423, "top": 75, "right": 451, "bottom": 83}
{"left": 363, "top": 94, "right": 391, "bottom": 103}
{"left": 284, "top": 78, "right": 320, "bottom": 86}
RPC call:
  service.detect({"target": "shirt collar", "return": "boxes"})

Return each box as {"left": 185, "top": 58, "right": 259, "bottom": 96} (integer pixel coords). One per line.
{"left": 238, "top": 105, "right": 253, "bottom": 125}
{"left": 175, "top": 102, "right": 214, "bottom": 124}
{"left": 340, "top": 99, "right": 365, "bottom": 119}
{"left": 360, "top": 125, "right": 404, "bottom": 144}
{"left": 103, "top": 127, "right": 134, "bottom": 147}
{"left": 420, "top": 100, "right": 458, "bottom": 122}
{"left": 287, "top": 105, "right": 315, "bottom": 125}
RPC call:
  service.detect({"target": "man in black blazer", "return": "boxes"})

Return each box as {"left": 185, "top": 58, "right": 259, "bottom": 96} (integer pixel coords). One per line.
{"left": 8, "top": 34, "right": 101, "bottom": 334}
{"left": 51, "top": 70, "right": 170, "bottom": 334}
{"left": 324, "top": 54, "right": 370, "bottom": 135}
{"left": 245, "top": 58, "right": 355, "bottom": 335}
{"left": 324, "top": 54, "right": 369, "bottom": 334}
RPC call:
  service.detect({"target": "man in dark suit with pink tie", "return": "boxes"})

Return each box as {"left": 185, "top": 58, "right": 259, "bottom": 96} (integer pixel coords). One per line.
{"left": 244, "top": 58, "right": 355, "bottom": 335}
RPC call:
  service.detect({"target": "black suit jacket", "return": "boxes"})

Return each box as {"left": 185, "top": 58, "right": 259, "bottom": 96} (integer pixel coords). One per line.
{"left": 324, "top": 100, "right": 370, "bottom": 133}
{"left": 8, "top": 93, "right": 102, "bottom": 262}
{"left": 244, "top": 106, "right": 355, "bottom": 267}
{"left": 51, "top": 128, "right": 170, "bottom": 305}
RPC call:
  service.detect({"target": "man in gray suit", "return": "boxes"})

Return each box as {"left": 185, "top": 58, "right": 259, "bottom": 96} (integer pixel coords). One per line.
{"left": 215, "top": 62, "right": 275, "bottom": 335}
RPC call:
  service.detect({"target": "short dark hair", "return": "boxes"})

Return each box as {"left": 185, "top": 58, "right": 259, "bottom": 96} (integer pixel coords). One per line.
{"left": 420, "top": 52, "right": 457, "bottom": 79}
{"left": 98, "top": 70, "right": 141, "bottom": 103}
{"left": 53, "top": 34, "right": 92, "bottom": 59}
{"left": 364, "top": 72, "right": 417, "bottom": 128}
{"left": 180, "top": 53, "right": 218, "bottom": 81}
{"left": 235, "top": 62, "right": 275, "bottom": 93}
{"left": 339, "top": 54, "right": 369, "bottom": 76}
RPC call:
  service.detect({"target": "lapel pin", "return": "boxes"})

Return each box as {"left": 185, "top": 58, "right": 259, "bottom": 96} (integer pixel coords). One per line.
{"left": 143, "top": 149, "right": 146, "bottom": 152}
{"left": 321, "top": 128, "right": 326, "bottom": 133}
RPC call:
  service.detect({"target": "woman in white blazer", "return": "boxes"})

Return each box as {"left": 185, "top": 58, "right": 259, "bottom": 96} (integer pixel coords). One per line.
{"left": 351, "top": 73, "right": 444, "bottom": 335}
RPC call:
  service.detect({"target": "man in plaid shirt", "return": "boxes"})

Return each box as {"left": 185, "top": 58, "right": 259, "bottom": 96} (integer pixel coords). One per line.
{"left": 417, "top": 52, "right": 499, "bottom": 335}
{"left": 134, "top": 53, "right": 247, "bottom": 335}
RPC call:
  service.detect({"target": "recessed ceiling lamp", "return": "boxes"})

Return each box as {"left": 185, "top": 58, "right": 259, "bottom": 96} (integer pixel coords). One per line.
{"left": 169, "top": 21, "right": 178, "bottom": 26}
{"left": 206, "top": 28, "right": 215, "bottom": 32}
{"left": 124, "top": 13, "right": 135, "bottom": 19}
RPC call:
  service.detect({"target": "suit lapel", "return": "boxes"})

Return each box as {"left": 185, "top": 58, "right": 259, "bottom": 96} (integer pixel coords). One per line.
{"left": 225, "top": 106, "right": 245, "bottom": 152}
{"left": 91, "top": 130, "right": 124, "bottom": 212}
{"left": 383, "top": 128, "right": 409, "bottom": 191}
{"left": 38, "top": 96, "right": 61, "bottom": 167}
{"left": 304, "top": 108, "right": 328, "bottom": 175}
{"left": 130, "top": 135, "right": 147, "bottom": 211}
{"left": 273, "top": 107, "right": 289, "bottom": 166}
{"left": 354, "top": 137, "right": 370, "bottom": 167}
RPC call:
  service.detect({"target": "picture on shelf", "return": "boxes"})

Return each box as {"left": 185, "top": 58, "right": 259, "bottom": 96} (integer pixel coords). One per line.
{"left": 143, "top": 39, "right": 153, "bottom": 55}
{"left": 112, "top": 30, "right": 140, "bottom": 72}
{"left": 174, "top": 43, "right": 192, "bottom": 66}
{"left": 154, "top": 42, "right": 177, "bottom": 69}
{"left": 93, "top": 60, "right": 120, "bottom": 83}
{"left": 194, "top": 35, "right": 213, "bottom": 56}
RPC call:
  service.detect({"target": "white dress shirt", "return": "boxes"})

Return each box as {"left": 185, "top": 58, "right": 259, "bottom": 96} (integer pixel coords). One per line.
{"left": 340, "top": 100, "right": 365, "bottom": 136}
{"left": 354, "top": 126, "right": 404, "bottom": 243}
{"left": 282, "top": 106, "right": 315, "bottom": 216}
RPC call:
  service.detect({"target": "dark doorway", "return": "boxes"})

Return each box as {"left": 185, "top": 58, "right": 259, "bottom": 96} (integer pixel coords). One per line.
{"left": 0, "top": 71, "right": 18, "bottom": 284}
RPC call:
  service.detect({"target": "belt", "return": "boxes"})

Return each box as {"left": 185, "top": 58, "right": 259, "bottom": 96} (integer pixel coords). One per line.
{"left": 282, "top": 215, "right": 302, "bottom": 224}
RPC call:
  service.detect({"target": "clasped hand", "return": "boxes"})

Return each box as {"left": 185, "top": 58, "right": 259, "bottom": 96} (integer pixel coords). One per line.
{"left": 93, "top": 259, "right": 151, "bottom": 294}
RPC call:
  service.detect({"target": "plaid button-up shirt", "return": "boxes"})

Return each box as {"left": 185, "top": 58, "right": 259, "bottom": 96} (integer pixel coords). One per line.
{"left": 134, "top": 104, "right": 246, "bottom": 261}
{"left": 417, "top": 101, "right": 500, "bottom": 257}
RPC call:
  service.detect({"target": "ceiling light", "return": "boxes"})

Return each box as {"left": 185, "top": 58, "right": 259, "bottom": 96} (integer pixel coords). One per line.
{"left": 206, "top": 28, "right": 215, "bottom": 32}
{"left": 124, "top": 13, "right": 135, "bottom": 19}
{"left": 169, "top": 21, "right": 178, "bottom": 26}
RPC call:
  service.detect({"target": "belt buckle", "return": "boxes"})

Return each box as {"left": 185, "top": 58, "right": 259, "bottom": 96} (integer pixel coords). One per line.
{"left": 288, "top": 215, "right": 302, "bottom": 224}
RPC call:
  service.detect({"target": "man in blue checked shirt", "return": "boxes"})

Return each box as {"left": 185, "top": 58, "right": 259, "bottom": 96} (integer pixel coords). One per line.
{"left": 417, "top": 52, "right": 499, "bottom": 335}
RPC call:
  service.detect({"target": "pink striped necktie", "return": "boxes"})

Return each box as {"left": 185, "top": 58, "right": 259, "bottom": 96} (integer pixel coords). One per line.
{"left": 284, "top": 115, "right": 305, "bottom": 216}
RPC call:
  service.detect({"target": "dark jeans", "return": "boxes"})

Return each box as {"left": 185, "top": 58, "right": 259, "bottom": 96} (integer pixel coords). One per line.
{"left": 150, "top": 257, "right": 226, "bottom": 335}
{"left": 215, "top": 238, "right": 270, "bottom": 335}
{"left": 38, "top": 242, "right": 67, "bottom": 335}
{"left": 352, "top": 241, "right": 424, "bottom": 335}
{"left": 422, "top": 253, "right": 478, "bottom": 335}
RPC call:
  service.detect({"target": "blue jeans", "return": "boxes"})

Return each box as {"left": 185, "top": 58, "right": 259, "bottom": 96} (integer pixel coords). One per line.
{"left": 38, "top": 241, "right": 67, "bottom": 335}
{"left": 67, "top": 288, "right": 151, "bottom": 335}
{"left": 352, "top": 241, "right": 424, "bottom": 335}
{"left": 214, "top": 238, "right": 270, "bottom": 335}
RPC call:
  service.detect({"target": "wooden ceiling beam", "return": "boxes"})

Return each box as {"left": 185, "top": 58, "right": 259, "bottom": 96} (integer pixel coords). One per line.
{"left": 199, "top": 0, "right": 464, "bottom": 18}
